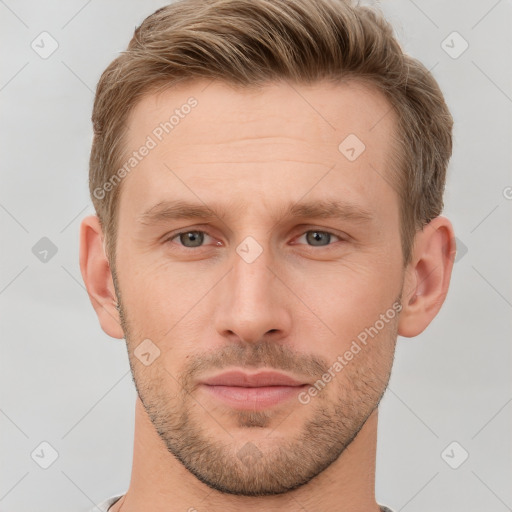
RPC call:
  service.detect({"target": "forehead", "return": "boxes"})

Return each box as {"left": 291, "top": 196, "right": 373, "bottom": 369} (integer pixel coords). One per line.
{"left": 118, "top": 79, "right": 399, "bottom": 223}
{"left": 126, "top": 78, "right": 395, "bottom": 148}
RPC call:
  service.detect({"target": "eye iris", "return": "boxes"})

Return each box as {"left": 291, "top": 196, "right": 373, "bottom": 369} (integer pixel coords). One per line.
{"left": 306, "top": 231, "right": 330, "bottom": 246}
{"left": 180, "top": 231, "right": 204, "bottom": 247}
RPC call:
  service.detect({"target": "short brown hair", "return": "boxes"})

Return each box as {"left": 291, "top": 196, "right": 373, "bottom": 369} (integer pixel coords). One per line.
{"left": 89, "top": 0, "right": 453, "bottom": 267}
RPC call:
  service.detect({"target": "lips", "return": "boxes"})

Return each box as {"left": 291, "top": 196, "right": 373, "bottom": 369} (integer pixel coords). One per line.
{"left": 201, "top": 370, "right": 306, "bottom": 387}
{"left": 200, "top": 370, "right": 308, "bottom": 410}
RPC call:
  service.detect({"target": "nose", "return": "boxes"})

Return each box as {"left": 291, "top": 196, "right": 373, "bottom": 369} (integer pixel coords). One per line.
{"left": 213, "top": 239, "right": 292, "bottom": 345}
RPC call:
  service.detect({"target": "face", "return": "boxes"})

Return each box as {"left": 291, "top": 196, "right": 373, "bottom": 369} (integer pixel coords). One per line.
{"left": 113, "top": 79, "right": 404, "bottom": 495}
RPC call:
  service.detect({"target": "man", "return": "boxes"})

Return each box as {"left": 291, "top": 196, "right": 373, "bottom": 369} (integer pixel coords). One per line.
{"left": 80, "top": 0, "right": 456, "bottom": 510}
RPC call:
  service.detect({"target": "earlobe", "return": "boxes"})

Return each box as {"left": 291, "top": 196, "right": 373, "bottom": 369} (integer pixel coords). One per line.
{"left": 79, "top": 215, "right": 124, "bottom": 339}
{"left": 398, "top": 216, "right": 456, "bottom": 338}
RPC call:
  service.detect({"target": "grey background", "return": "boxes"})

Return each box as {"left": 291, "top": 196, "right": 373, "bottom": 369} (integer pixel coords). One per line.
{"left": 1, "top": 1, "right": 511, "bottom": 511}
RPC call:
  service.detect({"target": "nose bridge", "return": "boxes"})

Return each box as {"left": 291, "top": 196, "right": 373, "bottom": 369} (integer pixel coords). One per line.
{"left": 215, "top": 234, "right": 291, "bottom": 343}
{"left": 232, "top": 237, "right": 271, "bottom": 303}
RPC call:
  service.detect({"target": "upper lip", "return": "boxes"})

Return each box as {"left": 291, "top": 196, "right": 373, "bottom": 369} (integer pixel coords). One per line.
{"left": 201, "top": 370, "right": 307, "bottom": 387}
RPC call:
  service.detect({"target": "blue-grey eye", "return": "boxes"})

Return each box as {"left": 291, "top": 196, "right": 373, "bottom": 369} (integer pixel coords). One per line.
{"left": 178, "top": 231, "right": 205, "bottom": 247}
{"left": 305, "top": 231, "right": 336, "bottom": 246}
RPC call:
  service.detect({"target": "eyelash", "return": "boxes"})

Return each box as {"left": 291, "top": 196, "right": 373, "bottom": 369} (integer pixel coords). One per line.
{"left": 165, "top": 228, "right": 345, "bottom": 249}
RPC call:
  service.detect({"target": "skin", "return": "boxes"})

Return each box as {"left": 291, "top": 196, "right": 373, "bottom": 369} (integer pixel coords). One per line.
{"left": 80, "top": 79, "right": 455, "bottom": 512}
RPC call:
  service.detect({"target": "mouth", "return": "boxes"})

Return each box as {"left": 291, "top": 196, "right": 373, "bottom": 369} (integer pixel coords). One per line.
{"left": 200, "top": 370, "right": 309, "bottom": 410}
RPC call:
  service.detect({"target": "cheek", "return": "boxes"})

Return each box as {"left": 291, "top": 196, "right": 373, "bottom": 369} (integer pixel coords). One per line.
{"left": 292, "top": 259, "right": 402, "bottom": 341}
{"left": 119, "top": 269, "right": 219, "bottom": 371}
{"left": 117, "top": 247, "right": 205, "bottom": 319}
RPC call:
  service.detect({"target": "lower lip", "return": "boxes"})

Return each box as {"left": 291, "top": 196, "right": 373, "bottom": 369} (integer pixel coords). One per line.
{"left": 201, "top": 384, "right": 307, "bottom": 409}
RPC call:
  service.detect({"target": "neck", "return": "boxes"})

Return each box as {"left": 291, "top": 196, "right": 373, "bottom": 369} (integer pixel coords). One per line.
{"left": 111, "top": 398, "right": 382, "bottom": 512}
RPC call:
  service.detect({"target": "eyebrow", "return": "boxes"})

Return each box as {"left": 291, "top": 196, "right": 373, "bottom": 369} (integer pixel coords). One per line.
{"left": 137, "top": 198, "right": 374, "bottom": 226}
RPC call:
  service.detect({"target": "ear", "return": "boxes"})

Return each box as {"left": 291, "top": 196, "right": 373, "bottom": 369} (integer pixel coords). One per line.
{"left": 79, "top": 215, "right": 124, "bottom": 339}
{"left": 398, "top": 216, "right": 456, "bottom": 337}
